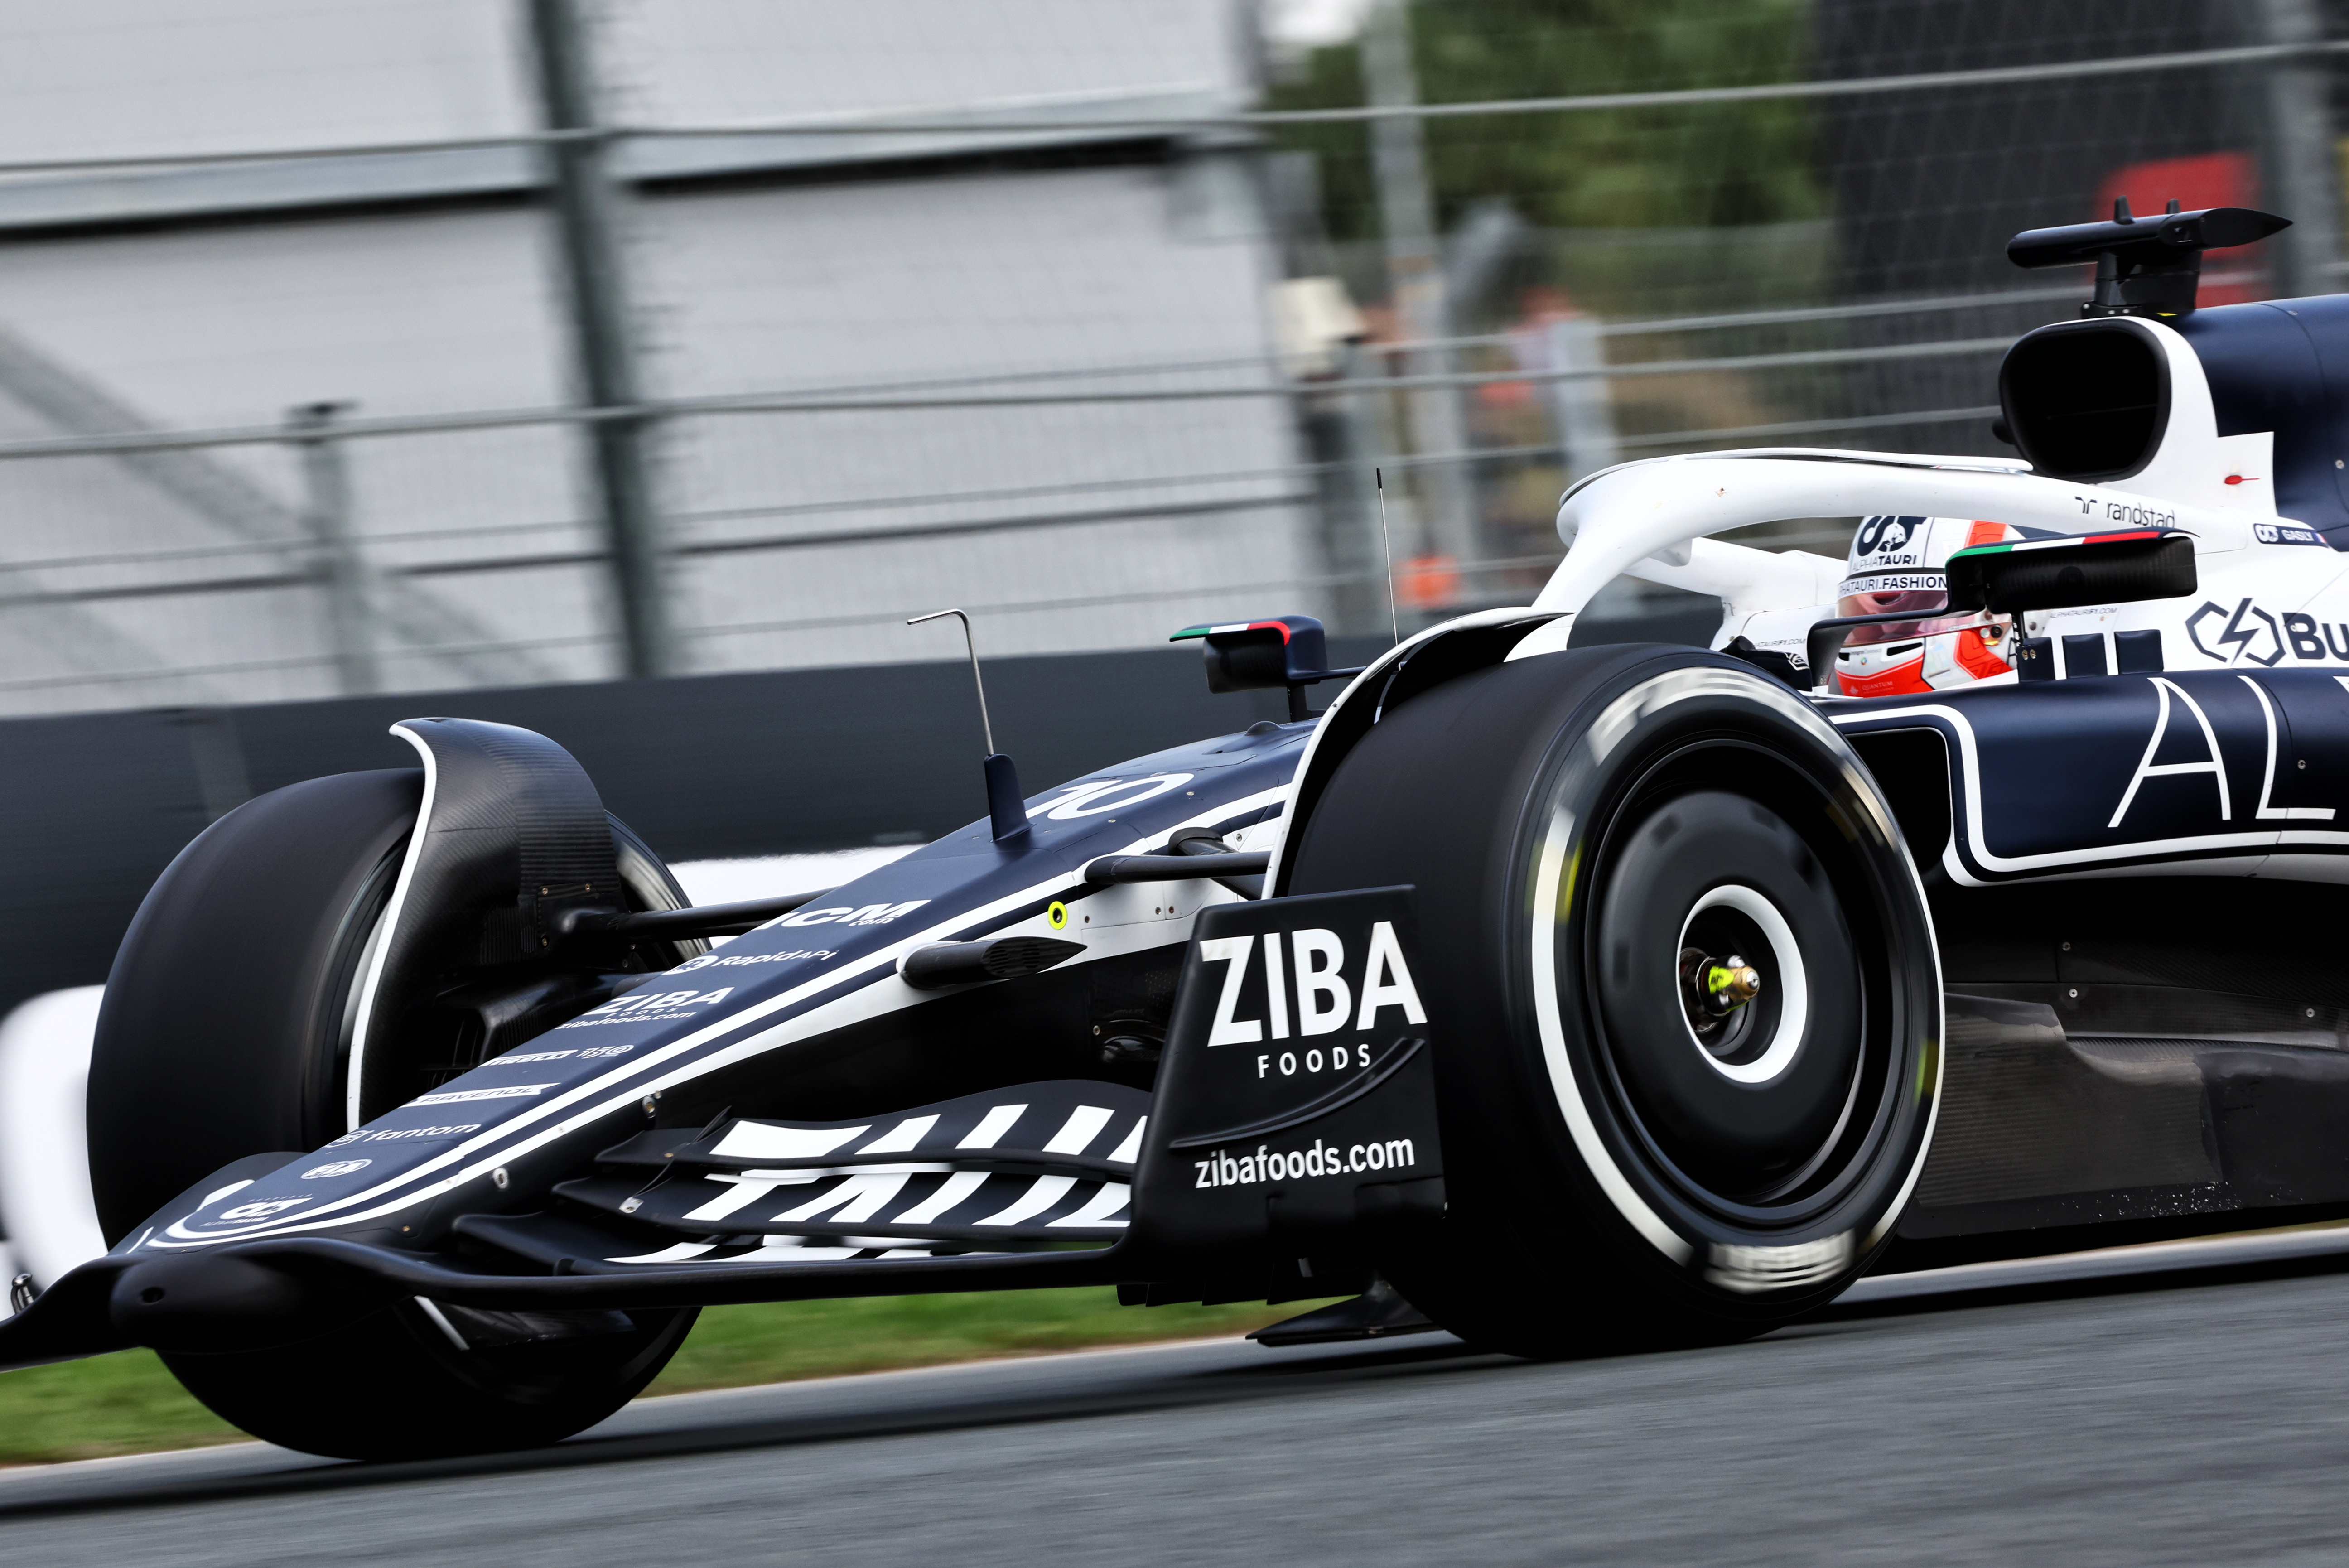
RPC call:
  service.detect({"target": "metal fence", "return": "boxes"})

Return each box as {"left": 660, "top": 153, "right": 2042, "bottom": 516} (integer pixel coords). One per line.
{"left": 0, "top": 0, "right": 2338, "bottom": 715}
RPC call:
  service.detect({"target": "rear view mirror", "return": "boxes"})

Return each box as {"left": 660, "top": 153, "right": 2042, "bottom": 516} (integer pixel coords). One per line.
{"left": 1168, "top": 614, "right": 1363, "bottom": 722}
{"left": 1943, "top": 529, "right": 2195, "bottom": 614}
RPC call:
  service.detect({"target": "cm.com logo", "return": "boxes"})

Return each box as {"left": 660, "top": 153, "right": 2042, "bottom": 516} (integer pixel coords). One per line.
{"left": 1191, "top": 1136, "right": 1416, "bottom": 1190}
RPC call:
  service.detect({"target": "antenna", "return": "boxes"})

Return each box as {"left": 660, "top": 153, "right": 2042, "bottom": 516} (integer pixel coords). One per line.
{"left": 907, "top": 608, "right": 1028, "bottom": 842}
{"left": 1376, "top": 467, "right": 1400, "bottom": 647}
{"left": 907, "top": 608, "right": 994, "bottom": 754}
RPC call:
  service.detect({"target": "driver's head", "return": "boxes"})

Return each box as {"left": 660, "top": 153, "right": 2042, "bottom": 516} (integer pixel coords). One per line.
{"left": 1834, "top": 516, "right": 2016, "bottom": 697}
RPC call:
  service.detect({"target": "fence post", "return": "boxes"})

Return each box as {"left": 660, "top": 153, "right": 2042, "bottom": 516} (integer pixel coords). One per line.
{"left": 289, "top": 401, "right": 381, "bottom": 695}
{"left": 526, "top": 0, "right": 673, "bottom": 679}
{"left": 1361, "top": 0, "right": 1478, "bottom": 586}
{"left": 1306, "top": 340, "right": 1385, "bottom": 636}
{"left": 1546, "top": 316, "right": 1621, "bottom": 489}
{"left": 2257, "top": 0, "right": 2343, "bottom": 300}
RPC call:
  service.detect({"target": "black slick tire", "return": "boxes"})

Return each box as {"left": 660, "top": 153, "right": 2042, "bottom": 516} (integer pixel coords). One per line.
{"left": 88, "top": 770, "right": 423, "bottom": 1243}
{"left": 87, "top": 768, "right": 704, "bottom": 1459}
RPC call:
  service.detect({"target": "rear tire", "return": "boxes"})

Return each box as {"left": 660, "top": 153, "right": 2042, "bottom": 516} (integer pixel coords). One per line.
{"left": 89, "top": 768, "right": 704, "bottom": 1458}
{"left": 1286, "top": 646, "right": 1940, "bottom": 1355}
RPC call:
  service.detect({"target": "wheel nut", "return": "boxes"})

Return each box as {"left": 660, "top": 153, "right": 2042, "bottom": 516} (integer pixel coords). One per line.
{"left": 1707, "top": 960, "right": 1763, "bottom": 1006}
{"left": 1684, "top": 950, "right": 1763, "bottom": 1021}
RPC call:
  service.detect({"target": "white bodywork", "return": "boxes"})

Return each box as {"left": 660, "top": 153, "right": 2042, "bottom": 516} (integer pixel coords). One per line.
{"left": 0, "top": 986, "right": 106, "bottom": 1300}
{"left": 1514, "top": 318, "right": 2341, "bottom": 680}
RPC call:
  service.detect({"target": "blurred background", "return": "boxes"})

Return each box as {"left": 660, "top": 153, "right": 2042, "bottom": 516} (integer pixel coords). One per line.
{"left": 0, "top": 0, "right": 2339, "bottom": 718}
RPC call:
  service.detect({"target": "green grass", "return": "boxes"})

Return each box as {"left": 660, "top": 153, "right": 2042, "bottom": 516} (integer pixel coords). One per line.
{"left": 645, "top": 1288, "right": 1333, "bottom": 1395}
{"left": 0, "top": 1288, "right": 1332, "bottom": 1465}
{"left": 0, "top": 1349, "right": 245, "bottom": 1464}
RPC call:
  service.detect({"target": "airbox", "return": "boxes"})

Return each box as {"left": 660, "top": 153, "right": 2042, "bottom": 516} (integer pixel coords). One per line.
{"left": 1998, "top": 319, "right": 2170, "bottom": 483}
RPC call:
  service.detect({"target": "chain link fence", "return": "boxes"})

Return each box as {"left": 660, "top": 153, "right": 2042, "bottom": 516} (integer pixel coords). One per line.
{"left": 0, "top": 0, "right": 2340, "bottom": 714}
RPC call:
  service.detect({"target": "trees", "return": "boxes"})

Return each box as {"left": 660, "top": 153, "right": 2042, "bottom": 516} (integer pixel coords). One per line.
{"left": 1265, "top": 0, "right": 1825, "bottom": 241}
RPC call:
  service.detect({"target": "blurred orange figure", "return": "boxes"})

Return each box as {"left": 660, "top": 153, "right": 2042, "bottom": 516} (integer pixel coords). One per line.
{"left": 1397, "top": 554, "right": 1463, "bottom": 610}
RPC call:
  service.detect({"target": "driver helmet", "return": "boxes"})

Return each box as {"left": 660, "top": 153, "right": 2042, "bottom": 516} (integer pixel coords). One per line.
{"left": 1834, "top": 515, "right": 2016, "bottom": 698}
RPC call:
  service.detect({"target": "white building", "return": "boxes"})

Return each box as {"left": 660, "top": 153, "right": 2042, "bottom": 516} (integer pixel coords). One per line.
{"left": 0, "top": 0, "right": 1321, "bottom": 711}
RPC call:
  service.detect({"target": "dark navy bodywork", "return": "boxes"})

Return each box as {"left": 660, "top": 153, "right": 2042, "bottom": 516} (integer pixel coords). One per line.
{"left": 2182, "top": 297, "right": 2349, "bottom": 544}
{"left": 125, "top": 721, "right": 1312, "bottom": 1261}
{"left": 1833, "top": 666, "right": 2349, "bottom": 885}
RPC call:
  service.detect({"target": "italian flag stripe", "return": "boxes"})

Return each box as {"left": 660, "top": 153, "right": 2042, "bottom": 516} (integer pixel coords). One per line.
{"left": 1168, "top": 620, "right": 1291, "bottom": 642}
{"left": 1947, "top": 527, "right": 2166, "bottom": 562}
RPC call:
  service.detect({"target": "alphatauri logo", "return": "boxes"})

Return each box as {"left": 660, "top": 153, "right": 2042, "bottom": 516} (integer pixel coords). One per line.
{"left": 1851, "top": 514, "right": 1925, "bottom": 566}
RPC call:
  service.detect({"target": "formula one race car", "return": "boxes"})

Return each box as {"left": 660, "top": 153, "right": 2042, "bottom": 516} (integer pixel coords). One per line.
{"left": 9, "top": 200, "right": 2349, "bottom": 1461}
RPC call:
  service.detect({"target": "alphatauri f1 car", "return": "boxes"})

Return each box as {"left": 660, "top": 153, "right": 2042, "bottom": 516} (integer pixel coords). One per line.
{"left": 8, "top": 202, "right": 2349, "bottom": 1460}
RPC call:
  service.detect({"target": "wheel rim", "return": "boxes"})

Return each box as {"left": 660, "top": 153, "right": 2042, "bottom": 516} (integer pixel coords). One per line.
{"left": 1587, "top": 770, "right": 1876, "bottom": 1214}
{"left": 1675, "top": 883, "right": 1804, "bottom": 1085}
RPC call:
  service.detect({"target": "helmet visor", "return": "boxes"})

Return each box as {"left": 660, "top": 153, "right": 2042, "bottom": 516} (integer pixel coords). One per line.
{"left": 1836, "top": 587, "right": 1978, "bottom": 647}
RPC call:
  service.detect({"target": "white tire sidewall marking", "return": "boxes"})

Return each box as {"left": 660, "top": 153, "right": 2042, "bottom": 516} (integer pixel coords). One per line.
{"left": 1530, "top": 666, "right": 1941, "bottom": 1268}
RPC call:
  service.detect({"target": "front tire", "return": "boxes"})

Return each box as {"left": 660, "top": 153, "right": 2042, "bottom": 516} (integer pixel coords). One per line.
{"left": 1286, "top": 646, "right": 1940, "bottom": 1354}
{"left": 89, "top": 770, "right": 421, "bottom": 1242}
{"left": 160, "top": 1296, "right": 696, "bottom": 1462}
{"left": 88, "top": 768, "right": 705, "bottom": 1458}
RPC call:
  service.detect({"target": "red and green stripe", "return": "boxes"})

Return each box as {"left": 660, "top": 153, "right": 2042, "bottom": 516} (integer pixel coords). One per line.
{"left": 1168, "top": 620, "right": 1293, "bottom": 643}
{"left": 1945, "top": 527, "right": 2166, "bottom": 564}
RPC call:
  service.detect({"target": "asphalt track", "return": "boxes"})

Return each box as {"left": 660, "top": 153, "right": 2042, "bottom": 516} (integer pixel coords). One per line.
{"left": 8, "top": 1231, "right": 2349, "bottom": 1566}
